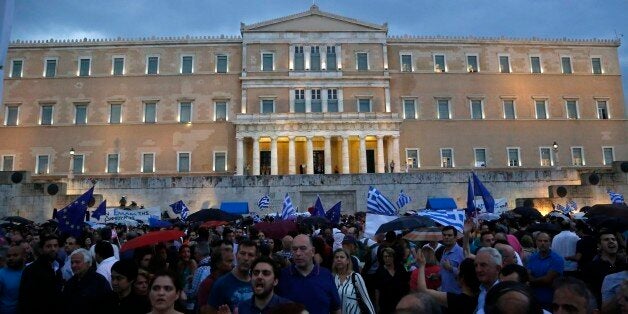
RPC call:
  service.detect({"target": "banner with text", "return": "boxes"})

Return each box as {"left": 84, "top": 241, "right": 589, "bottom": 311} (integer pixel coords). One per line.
{"left": 90, "top": 207, "right": 161, "bottom": 224}
{"left": 474, "top": 198, "right": 508, "bottom": 214}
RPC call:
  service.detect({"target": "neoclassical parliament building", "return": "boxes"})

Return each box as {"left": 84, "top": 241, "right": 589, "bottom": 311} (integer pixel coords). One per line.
{"left": 1, "top": 6, "right": 626, "bottom": 180}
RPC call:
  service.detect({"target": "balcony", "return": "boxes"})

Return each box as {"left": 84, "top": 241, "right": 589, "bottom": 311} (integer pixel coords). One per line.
{"left": 234, "top": 112, "right": 401, "bottom": 124}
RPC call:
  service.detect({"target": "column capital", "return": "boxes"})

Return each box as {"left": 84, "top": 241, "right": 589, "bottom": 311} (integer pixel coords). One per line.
{"left": 236, "top": 136, "right": 244, "bottom": 141}
{"left": 288, "top": 135, "right": 296, "bottom": 140}
{"left": 270, "top": 135, "right": 278, "bottom": 141}
{"left": 376, "top": 135, "right": 384, "bottom": 139}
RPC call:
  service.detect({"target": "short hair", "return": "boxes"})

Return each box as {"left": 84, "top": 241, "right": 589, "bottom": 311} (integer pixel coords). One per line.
{"left": 250, "top": 256, "right": 280, "bottom": 278}
{"left": 237, "top": 239, "right": 258, "bottom": 253}
{"left": 484, "top": 281, "right": 541, "bottom": 314}
{"left": 111, "top": 259, "right": 139, "bottom": 281}
{"left": 70, "top": 248, "right": 93, "bottom": 266}
{"left": 209, "top": 249, "right": 225, "bottom": 269}
{"left": 597, "top": 228, "right": 615, "bottom": 243}
{"left": 442, "top": 226, "right": 458, "bottom": 237}
{"left": 222, "top": 228, "right": 234, "bottom": 238}
{"left": 500, "top": 264, "right": 529, "bottom": 283}
{"left": 149, "top": 270, "right": 182, "bottom": 292}
{"left": 196, "top": 242, "right": 210, "bottom": 257}
{"left": 95, "top": 241, "right": 114, "bottom": 259}
{"left": 481, "top": 231, "right": 494, "bottom": 241}
{"left": 99, "top": 227, "right": 113, "bottom": 241}
{"left": 553, "top": 277, "right": 598, "bottom": 313}
{"left": 477, "top": 247, "right": 502, "bottom": 266}
{"left": 534, "top": 231, "right": 551, "bottom": 241}
{"left": 459, "top": 258, "right": 480, "bottom": 293}
{"left": 39, "top": 234, "right": 59, "bottom": 248}
{"left": 395, "top": 293, "right": 442, "bottom": 314}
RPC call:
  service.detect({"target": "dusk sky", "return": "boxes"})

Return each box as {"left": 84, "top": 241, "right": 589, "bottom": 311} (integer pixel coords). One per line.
{"left": 9, "top": 0, "right": 628, "bottom": 112}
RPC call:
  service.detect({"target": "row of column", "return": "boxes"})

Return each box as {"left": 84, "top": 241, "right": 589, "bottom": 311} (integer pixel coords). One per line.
{"left": 236, "top": 135, "right": 400, "bottom": 176}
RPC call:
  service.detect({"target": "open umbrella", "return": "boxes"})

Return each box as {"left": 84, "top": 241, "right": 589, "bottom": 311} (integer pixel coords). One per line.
{"left": 148, "top": 217, "right": 173, "bottom": 229}
{"left": 187, "top": 208, "right": 242, "bottom": 222}
{"left": 512, "top": 207, "right": 543, "bottom": 221}
{"left": 376, "top": 215, "right": 435, "bottom": 234}
{"left": 1, "top": 216, "right": 34, "bottom": 225}
{"left": 546, "top": 211, "right": 570, "bottom": 221}
{"left": 121, "top": 230, "right": 185, "bottom": 252}
{"left": 526, "top": 222, "right": 561, "bottom": 235}
{"left": 403, "top": 226, "right": 442, "bottom": 242}
{"left": 253, "top": 220, "right": 298, "bottom": 240}
{"left": 585, "top": 204, "right": 628, "bottom": 219}
{"left": 300, "top": 215, "right": 331, "bottom": 227}
{"left": 200, "top": 220, "right": 228, "bottom": 229}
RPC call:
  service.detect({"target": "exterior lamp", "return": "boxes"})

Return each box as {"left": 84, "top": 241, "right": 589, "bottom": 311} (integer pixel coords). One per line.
{"left": 70, "top": 147, "right": 75, "bottom": 156}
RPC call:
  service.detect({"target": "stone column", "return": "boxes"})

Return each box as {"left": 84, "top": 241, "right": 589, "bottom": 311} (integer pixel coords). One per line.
{"left": 324, "top": 136, "right": 332, "bottom": 174}
{"left": 359, "top": 135, "right": 367, "bottom": 173}
{"left": 385, "top": 86, "right": 391, "bottom": 113}
{"left": 321, "top": 45, "right": 327, "bottom": 70}
{"left": 236, "top": 137, "right": 244, "bottom": 175}
{"left": 270, "top": 136, "right": 278, "bottom": 175}
{"left": 392, "top": 135, "right": 400, "bottom": 173}
{"left": 306, "top": 137, "right": 314, "bottom": 175}
{"left": 376, "top": 135, "right": 385, "bottom": 173}
{"left": 288, "top": 136, "right": 296, "bottom": 175}
{"left": 342, "top": 136, "right": 350, "bottom": 174}
{"left": 252, "top": 136, "right": 260, "bottom": 175}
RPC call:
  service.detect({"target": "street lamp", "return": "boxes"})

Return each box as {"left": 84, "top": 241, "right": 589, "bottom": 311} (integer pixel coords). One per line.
{"left": 552, "top": 142, "right": 560, "bottom": 169}
{"left": 69, "top": 147, "right": 75, "bottom": 179}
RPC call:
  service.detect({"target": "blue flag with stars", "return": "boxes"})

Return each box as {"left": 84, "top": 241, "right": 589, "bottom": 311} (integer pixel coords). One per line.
{"left": 92, "top": 200, "right": 106, "bottom": 220}
{"left": 313, "top": 195, "right": 326, "bottom": 217}
{"left": 325, "top": 201, "right": 342, "bottom": 224}
{"left": 58, "top": 186, "right": 94, "bottom": 237}
{"left": 170, "top": 200, "right": 189, "bottom": 221}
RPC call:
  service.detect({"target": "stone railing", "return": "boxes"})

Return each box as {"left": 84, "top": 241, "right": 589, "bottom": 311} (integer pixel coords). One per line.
{"left": 234, "top": 112, "right": 401, "bottom": 123}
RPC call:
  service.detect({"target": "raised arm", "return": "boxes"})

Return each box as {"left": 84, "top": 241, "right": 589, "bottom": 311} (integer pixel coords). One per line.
{"left": 415, "top": 249, "right": 448, "bottom": 306}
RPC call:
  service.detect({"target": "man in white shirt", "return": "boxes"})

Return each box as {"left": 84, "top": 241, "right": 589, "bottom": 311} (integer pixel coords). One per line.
{"left": 475, "top": 247, "right": 502, "bottom": 314}
{"left": 94, "top": 240, "right": 118, "bottom": 287}
{"left": 551, "top": 221, "right": 580, "bottom": 276}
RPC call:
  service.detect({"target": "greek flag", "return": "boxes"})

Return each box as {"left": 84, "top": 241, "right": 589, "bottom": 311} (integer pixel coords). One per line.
{"left": 258, "top": 195, "right": 270, "bottom": 210}
{"left": 281, "top": 193, "right": 296, "bottom": 220}
{"left": 367, "top": 186, "right": 397, "bottom": 216}
{"left": 608, "top": 190, "right": 625, "bottom": 204}
{"left": 396, "top": 190, "right": 412, "bottom": 209}
{"left": 566, "top": 200, "right": 578, "bottom": 213}
{"left": 251, "top": 212, "right": 261, "bottom": 223}
{"left": 417, "top": 210, "right": 466, "bottom": 232}
{"left": 170, "top": 200, "right": 189, "bottom": 221}
{"left": 555, "top": 204, "right": 566, "bottom": 213}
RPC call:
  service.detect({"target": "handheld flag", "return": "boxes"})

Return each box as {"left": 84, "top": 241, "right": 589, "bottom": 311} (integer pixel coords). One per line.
{"left": 466, "top": 177, "right": 476, "bottom": 216}
{"left": 281, "top": 194, "right": 296, "bottom": 220}
{"left": 92, "top": 200, "right": 106, "bottom": 220}
{"left": 555, "top": 203, "right": 566, "bottom": 213}
{"left": 607, "top": 190, "right": 625, "bottom": 204}
{"left": 258, "top": 195, "right": 270, "bottom": 210}
{"left": 366, "top": 186, "right": 397, "bottom": 216}
{"left": 170, "top": 200, "right": 189, "bottom": 220}
{"left": 325, "top": 201, "right": 342, "bottom": 224}
{"left": 472, "top": 173, "right": 495, "bottom": 213}
{"left": 396, "top": 190, "right": 412, "bottom": 209}
{"left": 565, "top": 200, "right": 578, "bottom": 213}
{"left": 313, "top": 195, "right": 326, "bottom": 217}
{"left": 58, "top": 187, "right": 94, "bottom": 237}
{"left": 417, "top": 209, "right": 466, "bottom": 232}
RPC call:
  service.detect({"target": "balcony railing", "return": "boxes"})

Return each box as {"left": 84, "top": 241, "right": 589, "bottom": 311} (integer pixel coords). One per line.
{"left": 235, "top": 112, "right": 401, "bottom": 123}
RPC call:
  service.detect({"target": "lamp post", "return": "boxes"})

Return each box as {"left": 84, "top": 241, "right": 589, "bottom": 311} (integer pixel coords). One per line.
{"left": 552, "top": 141, "right": 560, "bottom": 170}
{"left": 69, "top": 147, "right": 75, "bottom": 179}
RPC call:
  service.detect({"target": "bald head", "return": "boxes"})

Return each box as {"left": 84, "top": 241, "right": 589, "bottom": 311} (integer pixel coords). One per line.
{"left": 291, "top": 234, "right": 314, "bottom": 270}
{"left": 494, "top": 243, "right": 517, "bottom": 266}
{"left": 6, "top": 245, "right": 25, "bottom": 270}
{"left": 396, "top": 293, "right": 442, "bottom": 314}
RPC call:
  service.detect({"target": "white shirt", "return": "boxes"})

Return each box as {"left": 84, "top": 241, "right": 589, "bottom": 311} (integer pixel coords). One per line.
{"left": 89, "top": 241, "right": 120, "bottom": 262}
{"left": 551, "top": 230, "right": 580, "bottom": 271}
{"left": 96, "top": 256, "right": 118, "bottom": 287}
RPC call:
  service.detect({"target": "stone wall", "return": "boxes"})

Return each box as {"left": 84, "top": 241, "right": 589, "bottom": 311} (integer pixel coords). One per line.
{"left": 2, "top": 166, "right": 626, "bottom": 222}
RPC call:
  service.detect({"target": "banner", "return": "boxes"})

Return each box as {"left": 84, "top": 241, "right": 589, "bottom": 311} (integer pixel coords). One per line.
{"left": 364, "top": 213, "right": 398, "bottom": 238}
{"left": 91, "top": 207, "right": 161, "bottom": 224}
{"left": 474, "top": 198, "right": 508, "bottom": 214}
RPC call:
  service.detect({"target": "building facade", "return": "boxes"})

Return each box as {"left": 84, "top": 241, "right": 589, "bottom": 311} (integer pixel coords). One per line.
{"left": 2, "top": 5, "right": 626, "bottom": 180}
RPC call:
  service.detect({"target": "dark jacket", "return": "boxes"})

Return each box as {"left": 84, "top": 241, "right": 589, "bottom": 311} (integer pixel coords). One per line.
{"left": 61, "top": 269, "right": 115, "bottom": 314}
{"left": 114, "top": 291, "right": 151, "bottom": 314}
{"left": 18, "top": 257, "right": 64, "bottom": 314}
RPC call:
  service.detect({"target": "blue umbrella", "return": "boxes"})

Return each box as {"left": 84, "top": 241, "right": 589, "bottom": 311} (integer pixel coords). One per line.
{"left": 149, "top": 217, "right": 173, "bottom": 228}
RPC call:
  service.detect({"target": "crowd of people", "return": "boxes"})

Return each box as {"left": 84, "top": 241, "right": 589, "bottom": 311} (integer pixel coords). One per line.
{"left": 0, "top": 207, "right": 626, "bottom": 314}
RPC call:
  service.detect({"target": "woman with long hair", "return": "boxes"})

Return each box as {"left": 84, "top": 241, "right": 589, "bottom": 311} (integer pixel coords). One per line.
{"left": 148, "top": 270, "right": 183, "bottom": 314}
{"left": 374, "top": 246, "right": 410, "bottom": 314}
{"left": 134, "top": 270, "right": 151, "bottom": 296}
{"left": 331, "top": 249, "right": 375, "bottom": 314}
{"left": 415, "top": 250, "right": 480, "bottom": 314}
{"left": 176, "top": 244, "right": 197, "bottom": 313}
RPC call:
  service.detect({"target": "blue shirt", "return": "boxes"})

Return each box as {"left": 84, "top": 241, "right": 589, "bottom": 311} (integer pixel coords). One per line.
{"left": 0, "top": 267, "right": 23, "bottom": 314}
{"left": 527, "top": 250, "right": 564, "bottom": 307}
{"left": 208, "top": 272, "right": 253, "bottom": 312}
{"left": 439, "top": 244, "right": 464, "bottom": 294}
{"left": 237, "top": 294, "right": 293, "bottom": 314}
{"left": 276, "top": 264, "right": 341, "bottom": 314}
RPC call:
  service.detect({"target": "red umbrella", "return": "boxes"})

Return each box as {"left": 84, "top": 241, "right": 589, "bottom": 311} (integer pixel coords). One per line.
{"left": 200, "top": 220, "right": 228, "bottom": 229}
{"left": 120, "top": 230, "right": 185, "bottom": 252}
{"left": 253, "top": 220, "right": 297, "bottom": 240}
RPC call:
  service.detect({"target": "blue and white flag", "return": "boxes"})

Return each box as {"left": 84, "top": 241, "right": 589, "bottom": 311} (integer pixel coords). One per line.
{"left": 608, "top": 190, "right": 625, "bottom": 204}
{"left": 170, "top": 200, "right": 189, "bottom": 220}
{"left": 251, "top": 212, "right": 262, "bottom": 223}
{"left": 396, "top": 190, "right": 412, "bottom": 209}
{"left": 565, "top": 200, "right": 578, "bottom": 213}
{"left": 417, "top": 210, "right": 466, "bottom": 232}
{"left": 258, "top": 195, "right": 270, "bottom": 210}
{"left": 555, "top": 204, "right": 566, "bottom": 213}
{"left": 58, "top": 186, "right": 94, "bottom": 237}
{"left": 367, "top": 186, "right": 397, "bottom": 216}
{"left": 92, "top": 200, "right": 107, "bottom": 220}
{"left": 281, "top": 193, "right": 296, "bottom": 220}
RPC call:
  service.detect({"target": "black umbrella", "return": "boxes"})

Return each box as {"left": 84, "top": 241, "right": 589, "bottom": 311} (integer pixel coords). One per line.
{"left": 1, "top": 216, "right": 34, "bottom": 225}
{"left": 526, "top": 222, "right": 561, "bottom": 235}
{"left": 585, "top": 204, "right": 628, "bottom": 220}
{"left": 376, "top": 215, "right": 435, "bottom": 234}
{"left": 186, "top": 208, "right": 242, "bottom": 223}
{"left": 512, "top": 207, "right": 543, "bottom": 221}
{"left": 300, "top": 215, "right": 331, "bottom": 227}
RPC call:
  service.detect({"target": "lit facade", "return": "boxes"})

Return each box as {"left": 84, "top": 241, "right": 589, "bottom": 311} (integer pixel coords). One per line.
{"left": 1, "top": 6, "right": 626, "bottom": 179}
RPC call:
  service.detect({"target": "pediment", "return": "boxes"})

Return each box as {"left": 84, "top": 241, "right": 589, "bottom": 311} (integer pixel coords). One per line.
{"left": 242, "top": 5, "right": 387, "bottom": 33}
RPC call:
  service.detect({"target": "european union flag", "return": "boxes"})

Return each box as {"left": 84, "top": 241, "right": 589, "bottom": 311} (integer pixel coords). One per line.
{"left": 58, "top": 187, "right": 94, "bottom": 237}
{"left": 92, "top": 200, "right": 106, "bottom": 220}
{"left": 313, "top": 195, "right": 326, "bottom": 217}
{"left": 170, "top": 200, "right": 189, "bottom": 221}
{"left": 325, "top": 201, "right": 342, "bottom": 224}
